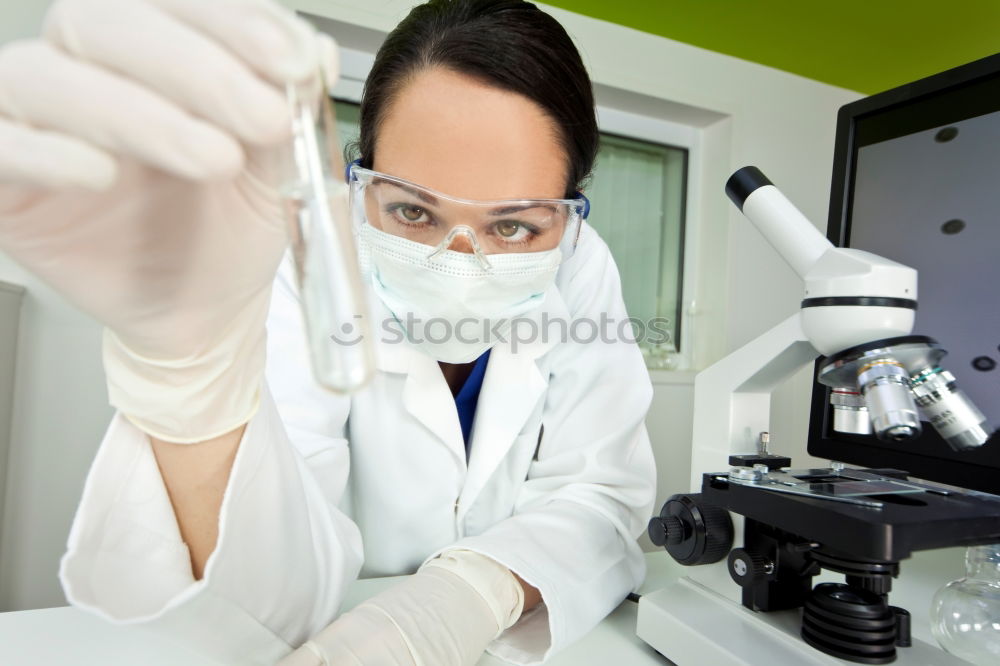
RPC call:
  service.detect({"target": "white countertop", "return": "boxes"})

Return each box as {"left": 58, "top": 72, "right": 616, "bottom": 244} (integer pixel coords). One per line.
{"left": 0, "top": 552, "right": 684, "bottom": 665}
{"left": 0, "top": 546, "right": 963, "bottom": 665}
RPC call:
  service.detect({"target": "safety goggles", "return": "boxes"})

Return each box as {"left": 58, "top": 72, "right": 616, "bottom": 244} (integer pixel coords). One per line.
{"left": 347, "top": 163, "right": 589, "bottom": 270}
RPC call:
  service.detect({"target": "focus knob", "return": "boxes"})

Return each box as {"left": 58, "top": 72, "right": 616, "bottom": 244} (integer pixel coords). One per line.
{"left": 653, "top": 494, "right": 734, "bottom": 566}
{"left": 647, "top": 515, "right": 685, "bottom": 547}
{"left": 728, "top": 548, "right": 774, "bottom": 587}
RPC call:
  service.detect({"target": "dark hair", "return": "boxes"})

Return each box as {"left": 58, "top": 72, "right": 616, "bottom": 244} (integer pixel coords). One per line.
{"left": 355, "top": 0, "right": 597, "bottom": 197}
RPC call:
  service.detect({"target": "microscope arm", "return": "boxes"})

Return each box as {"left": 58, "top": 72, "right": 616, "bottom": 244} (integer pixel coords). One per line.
{"left": 689, "top": 312, "right": 818, "bottom": 490}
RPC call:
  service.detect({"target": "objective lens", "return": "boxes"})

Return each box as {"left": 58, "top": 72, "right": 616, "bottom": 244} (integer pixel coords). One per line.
{"left": 830, "top": 388, "right": 872, "bottom": 435}
{"left": 911, "top": 367, "right": 992, "bottom": 451}
{"left": 857, "top": 359, "right": 922, "bottom": 441}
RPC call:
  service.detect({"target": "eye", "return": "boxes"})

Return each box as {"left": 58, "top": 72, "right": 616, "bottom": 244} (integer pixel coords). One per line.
{"left": 491, "top": 219, "right": 538, "bottom": 245}
{"left": 398, "top": 205, "right": 428, "bottom": 223}
{"left": 496, "top": 220, "right": 521, "bottom": 238}
{"left": 386, "top": 203, "right": 432, "bottom": 226}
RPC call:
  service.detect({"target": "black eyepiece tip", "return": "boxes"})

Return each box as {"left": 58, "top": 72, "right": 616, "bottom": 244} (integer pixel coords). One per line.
{"left": 725, "top": 166, "right": 773, "bottom": 210}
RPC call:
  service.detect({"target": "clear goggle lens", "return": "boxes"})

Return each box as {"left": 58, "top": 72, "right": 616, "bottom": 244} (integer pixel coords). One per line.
{"left": 348, "top": 164, "right": 587, "bottom": 268}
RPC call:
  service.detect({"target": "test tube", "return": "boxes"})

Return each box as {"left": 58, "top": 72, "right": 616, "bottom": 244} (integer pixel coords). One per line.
{"left": 283, "top": 76, "right": 374, "bottom": 393}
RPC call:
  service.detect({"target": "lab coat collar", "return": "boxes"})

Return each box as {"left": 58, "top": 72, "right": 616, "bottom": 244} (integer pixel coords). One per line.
{"left": 458, "top": 286, "right": 569, "bottom": 513}
{"left": 456, "top": 341, "right": 545, "bottom": 518}
{"left": 361, "top": 289, "right": 468, "bottom": 461}
{"left": 371, "top": 283, "right": 570, "bottom": 486}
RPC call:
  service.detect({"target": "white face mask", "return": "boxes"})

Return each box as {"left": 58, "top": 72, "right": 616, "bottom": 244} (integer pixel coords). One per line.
{"left": 358, "top": 223, "right": 561, "bottom": 363}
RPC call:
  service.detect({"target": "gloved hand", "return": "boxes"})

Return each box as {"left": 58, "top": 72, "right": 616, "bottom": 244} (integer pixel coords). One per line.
{"left": 279, "top": 550, "right": 527, "bottom": 666}
{"left": 0, "top": 0, "right": 337, "bottom": 442}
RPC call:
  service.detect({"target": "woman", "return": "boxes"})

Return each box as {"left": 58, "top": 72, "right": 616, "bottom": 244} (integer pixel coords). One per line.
{"left": 0, "top": 1, "right": 655, "bottom": 664}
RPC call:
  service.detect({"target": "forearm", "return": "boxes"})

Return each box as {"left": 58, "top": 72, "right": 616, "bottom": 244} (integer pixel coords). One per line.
{"left": 513, "top": 572, "right": 542, "bottom": 612}
{"left": 150, "top": 424, "right": 245, "bottom": 579}
{"left": 62, "top": 396, "right": 365, "bottom": 665}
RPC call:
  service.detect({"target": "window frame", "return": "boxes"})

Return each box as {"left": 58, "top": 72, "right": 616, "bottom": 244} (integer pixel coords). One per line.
{"left": 591, "top": 109, "right": 697, "bottom": 369}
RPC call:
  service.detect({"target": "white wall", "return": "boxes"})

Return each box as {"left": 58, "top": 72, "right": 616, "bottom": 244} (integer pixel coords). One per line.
{"left": 0, "top": 281, "right": 24, "bottom": 570}
{"left": 0, "top": 1, "right": 48, "bottom": 45}
{"left": 0, "top": 0, "right": 865, "bottom": 609}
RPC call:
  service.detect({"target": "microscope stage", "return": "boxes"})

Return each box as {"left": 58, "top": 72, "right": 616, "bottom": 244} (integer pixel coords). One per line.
{"left": 701, "top": 469, "right": 1000, "bottom": 562}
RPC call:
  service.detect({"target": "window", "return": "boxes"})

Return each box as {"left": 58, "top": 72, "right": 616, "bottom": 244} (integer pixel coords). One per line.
{"left": 333, "top": 100, "right": 689, "bottom": 370}
{"left": 587, "top": 134, "right": 687, "bottom": 367}
{"left": 333, "top": 100, "right": 361, "bottom": 160}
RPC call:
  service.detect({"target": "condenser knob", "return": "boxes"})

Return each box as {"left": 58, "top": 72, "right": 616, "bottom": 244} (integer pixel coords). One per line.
{"left": 728, "top": 548, "right": 774, "bottom": 587}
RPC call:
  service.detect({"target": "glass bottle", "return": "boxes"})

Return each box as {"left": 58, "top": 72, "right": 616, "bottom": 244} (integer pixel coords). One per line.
{"left": 930, "top": 544, "right": 1000, "bottom": 665}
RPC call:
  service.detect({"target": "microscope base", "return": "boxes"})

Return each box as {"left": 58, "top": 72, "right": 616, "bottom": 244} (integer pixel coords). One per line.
{"left": 636, "top": 576, "right": 967, "bottom": 666}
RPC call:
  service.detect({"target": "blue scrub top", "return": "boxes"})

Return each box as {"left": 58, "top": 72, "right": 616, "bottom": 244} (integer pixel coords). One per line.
{"left": 454, "top": 349, "right": 490, "bottom": 457}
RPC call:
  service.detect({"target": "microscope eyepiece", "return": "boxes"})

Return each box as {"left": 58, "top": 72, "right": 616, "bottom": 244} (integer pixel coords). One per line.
{"left": 725, "top": 166, "right": 773, "bottom": 211}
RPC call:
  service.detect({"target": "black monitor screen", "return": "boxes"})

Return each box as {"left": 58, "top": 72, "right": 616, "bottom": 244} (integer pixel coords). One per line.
{"left": 807, "top": 54, "right": 1000, "bottom": 494}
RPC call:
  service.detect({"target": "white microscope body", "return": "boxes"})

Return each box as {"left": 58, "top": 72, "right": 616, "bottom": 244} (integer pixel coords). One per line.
{"left": 635, "top": 168, "right": 978, "bottom": 665}
{"left": 689, "top": 167, "right": 918, "bottom": 486}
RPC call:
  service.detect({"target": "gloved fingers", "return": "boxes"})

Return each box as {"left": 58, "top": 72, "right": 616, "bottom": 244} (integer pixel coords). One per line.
{"left": 145, "top": 0, "right": 321, "bottom": 85}
{"left": 0, "top": 40, "right": 243, "bottom": 181}
{"left": 0, "top": 114, "right": 118, "bottom": 190}
{"left": 149, "top": 0, "right": 340, "bottom": 136}
{"left": 43, "top": 0, "right": 292, "bottom": 146}
{"left": 300, "top": 33, "right": 342, "bottom": 124}
{"left": 317, "top": 33, "right": 341, "bottom": 93}
{"left": 283, "top": 32, "right": 341, "bottom": 138}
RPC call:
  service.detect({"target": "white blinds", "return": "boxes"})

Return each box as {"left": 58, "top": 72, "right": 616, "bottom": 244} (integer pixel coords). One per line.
{"left": 587, "top": 134, "right": 687, "bottom": 355}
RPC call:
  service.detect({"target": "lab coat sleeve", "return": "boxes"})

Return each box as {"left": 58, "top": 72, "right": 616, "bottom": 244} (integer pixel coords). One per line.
{"left": 430, "top": 225, "right": 658, "bottom": 664}
{"left": 58, "top": 255, "right": 364, "bottom": 665}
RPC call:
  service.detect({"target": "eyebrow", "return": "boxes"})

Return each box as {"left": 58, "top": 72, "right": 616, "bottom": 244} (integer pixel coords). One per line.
{"left": 374, "top": 177, "right": 559, "bottom": 216}
{"left": 374, "top": 178, "right": 439, "bottom": 206}
{"left": 489, "top": 204, "right": 558, "bottom": 216}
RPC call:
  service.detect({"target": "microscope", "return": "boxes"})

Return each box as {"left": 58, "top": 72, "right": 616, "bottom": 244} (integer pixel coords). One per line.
{"left": 636, "top": 167, "right": 1000, "bottom": 665}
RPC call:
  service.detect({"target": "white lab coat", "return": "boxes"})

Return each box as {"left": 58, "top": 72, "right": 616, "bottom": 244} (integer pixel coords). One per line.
{"left": 58, "top": 222, "right": 657, "bottom": 665}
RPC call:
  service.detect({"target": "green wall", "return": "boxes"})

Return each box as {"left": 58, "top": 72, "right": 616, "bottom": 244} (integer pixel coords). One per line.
{"left": 543, "top": 0, "right": 1000, "bottom": 93}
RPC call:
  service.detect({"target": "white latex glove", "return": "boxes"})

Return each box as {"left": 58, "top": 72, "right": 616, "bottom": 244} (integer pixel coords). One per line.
{"left": 0, "top": 0, "right": 338, "bottom": 442}
{"left": 279, "top": 550, "right": 526, "bottom": 666}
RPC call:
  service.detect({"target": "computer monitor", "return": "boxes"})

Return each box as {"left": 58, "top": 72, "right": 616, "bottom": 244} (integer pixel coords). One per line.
{"left": 807, "top": 53, "right": 1000, "bottom": 494}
